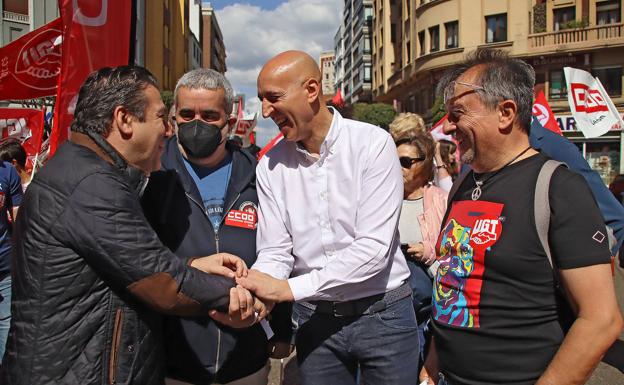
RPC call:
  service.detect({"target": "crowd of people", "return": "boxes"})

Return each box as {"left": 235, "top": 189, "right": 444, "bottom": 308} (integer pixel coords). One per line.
{"left": 0, "top": 47, "right": 620, "bottom": 385}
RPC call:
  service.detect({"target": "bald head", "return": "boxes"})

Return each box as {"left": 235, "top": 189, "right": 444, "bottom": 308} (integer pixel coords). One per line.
{"left": 259, "top": 50, "right": 321, "bottom": 86}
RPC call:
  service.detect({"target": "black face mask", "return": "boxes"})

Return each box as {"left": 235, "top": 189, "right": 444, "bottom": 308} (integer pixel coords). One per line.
{"left": 177, "top": 119, "right": 225, "bottom": 158}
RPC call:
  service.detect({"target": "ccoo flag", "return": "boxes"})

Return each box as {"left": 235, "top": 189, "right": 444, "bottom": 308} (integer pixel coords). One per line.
{"left": 50, "top": 0, "right": 132, "bottom": 156}
{"left": 564, "top": 66, "right": 624, "bottom": 138}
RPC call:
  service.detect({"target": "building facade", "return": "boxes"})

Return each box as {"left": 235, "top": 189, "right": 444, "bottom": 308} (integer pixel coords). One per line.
{"left": 1, "top": 0, "right": 58, "bottom": 46}
{"left": 188, "top": 0, "right": 203, "bottom": 70}
{"left": 144, "top": 0, "right": 191, "bottom": 92}
{"left": 335, "top": 0, "right": 374, "bottom": 103}
{"left": 334, "top": 25, "right": 345, "bottom": 98}
{"left": 373, "top": 0, "right": 624, "bottom": 184}
{"left": 320, "top": 50, "right": 336, "bottom": 100}
{"left": 201, "top": 2, "right": 226, "bottom": 74}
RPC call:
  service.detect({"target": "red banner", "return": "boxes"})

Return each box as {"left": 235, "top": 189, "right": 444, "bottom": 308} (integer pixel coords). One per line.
{"left": 50, "top": 0, "right": 132, "bottom": 155}
{"left": 532, "top": 91, "right": 562, "bottom": 135}
{"left": 0, "top": 18, "right": 61, "bottom": 101}
{"left": 257, "top": 133, "right": 284, "bottom": 160}
{"left": 0, "top": 108, "right": 45, "bottom": 171}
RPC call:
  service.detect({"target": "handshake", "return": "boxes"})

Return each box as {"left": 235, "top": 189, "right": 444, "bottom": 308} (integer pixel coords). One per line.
{"left": 189, "top": 253, "right": 293, "bottom": 329}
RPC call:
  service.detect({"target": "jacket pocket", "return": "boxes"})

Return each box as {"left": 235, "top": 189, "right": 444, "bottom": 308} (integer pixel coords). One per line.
{"left": 109, "top": 308, "right": 124, "bottom": 385}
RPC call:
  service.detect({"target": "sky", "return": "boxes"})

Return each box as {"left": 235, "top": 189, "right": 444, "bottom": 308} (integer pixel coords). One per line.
{"left": 213, "top": 0, "right": 343, "bottom": 146}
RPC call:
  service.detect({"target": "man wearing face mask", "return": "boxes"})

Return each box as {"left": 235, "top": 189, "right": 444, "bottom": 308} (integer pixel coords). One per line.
{"left": 142, "top": 69, "right": 292, "bottom": 385}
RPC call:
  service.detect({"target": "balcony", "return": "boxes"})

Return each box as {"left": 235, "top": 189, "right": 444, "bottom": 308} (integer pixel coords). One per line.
{"left": 529, "top": 23, "right": 623, "bottom": 52}
{"left": 3, "top": 11, "right": 29, "bottom": 24}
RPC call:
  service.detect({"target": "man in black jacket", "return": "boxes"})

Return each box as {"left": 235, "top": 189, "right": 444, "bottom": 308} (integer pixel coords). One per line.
{"left": 142, "top": 69, "right": 292, "bottom": 385}
{"left": 1, "top": 66, "right": 260, "bottom": 385}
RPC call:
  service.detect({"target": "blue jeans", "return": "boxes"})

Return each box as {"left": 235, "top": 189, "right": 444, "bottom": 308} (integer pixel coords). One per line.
{"left": 406, "top": 260, "right": 433, "bottom": 366}
{"left": 0, "top": 274, "right": 10, "bottom": 363}
{"left": 293, "top": 295, "right": 420, "bottom": 385}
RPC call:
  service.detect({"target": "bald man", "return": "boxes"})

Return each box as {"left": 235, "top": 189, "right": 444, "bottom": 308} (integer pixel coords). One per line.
{"left": 237, "top": 51, "right": 419, "bottom": 385}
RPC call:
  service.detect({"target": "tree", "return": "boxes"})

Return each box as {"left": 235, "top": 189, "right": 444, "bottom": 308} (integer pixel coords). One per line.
{"left": 161, "top": 90, "right": 174, "bottom": 110}
{"left": 353, "top": 103, "right": 397, "bottom": 130}
{"left": 429, "top": 95, "right": 446, "bottom": 124}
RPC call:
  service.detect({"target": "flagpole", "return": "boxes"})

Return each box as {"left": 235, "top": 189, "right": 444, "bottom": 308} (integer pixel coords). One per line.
{"left": 30, "top": 106, "right": 46, "bottom": 179}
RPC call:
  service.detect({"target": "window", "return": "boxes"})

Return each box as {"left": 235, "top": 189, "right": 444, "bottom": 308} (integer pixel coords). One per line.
{"left": 365, "top": 6, "right": 373, "bottom": 21}
{"left": 445, "top": 21, "right": 459, "bottom": 49}
{"left": 553, "top": 6, "right": 575, "bottom": 30}
{"left": 597, "top": 0, "right": 621, "bottom": 25}
{"left": 429, "top": 25, "right": 440, "bottom": 52}
{"left": 593, "top": 67, "right": 622, "bottom": 96}
{"left": 9, "top": 27, "right": 24, "bottom": 42}
{"left": 485, "top": 14, "right": 507, "bottom": 43}
{"left": 418, "top": 31, "right": 426, "bottom": 56}
{"left": 405, "top": 40, "right": 411, "bottom": 63}
{"left": 549, "top": 70, "right": 567, "bottom": 99}
{"left": 364, "top": 65, "right": 372, "bottom": 82}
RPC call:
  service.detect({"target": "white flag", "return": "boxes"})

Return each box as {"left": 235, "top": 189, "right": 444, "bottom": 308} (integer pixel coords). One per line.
{"left": 564, "top": 67, "right": 624, "bottom": 138}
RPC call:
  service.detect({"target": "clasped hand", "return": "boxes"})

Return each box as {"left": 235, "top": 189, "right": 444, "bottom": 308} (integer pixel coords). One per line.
{"left": 190, "top": 253, "right": 270, "bottom": 328}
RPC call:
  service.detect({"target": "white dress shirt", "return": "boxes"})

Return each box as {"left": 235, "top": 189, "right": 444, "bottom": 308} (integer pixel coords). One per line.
{"left": 253, "top": 110, "right": 410, "bottom": 302}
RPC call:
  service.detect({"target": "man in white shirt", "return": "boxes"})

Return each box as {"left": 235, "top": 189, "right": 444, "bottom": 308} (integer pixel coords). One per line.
{"left": 237, "top": 50, "right": 419, "bottom": 385}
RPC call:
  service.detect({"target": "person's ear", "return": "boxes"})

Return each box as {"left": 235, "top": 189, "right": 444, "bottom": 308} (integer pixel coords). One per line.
{"left": 112, "top": 106, "right": 134, "bottom": 138}
{"left": 498, "top": 99, "right": 517, "bottom": 132}
{"left": 304, "top": 77, "right": 321, "bottom": 103}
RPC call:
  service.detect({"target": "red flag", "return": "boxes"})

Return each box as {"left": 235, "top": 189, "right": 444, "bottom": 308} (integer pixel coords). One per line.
{"left": 257, "top": 133, "right": 284, "bottom": 160}
{"left": 0, "top": 108, "right": 45, "bottom": 170}
{"left": 532, "top": 91, "right": 562, "bottom": 135}
{"left": 429, "top": 114, "right": 454, "bottom": 142}
{"left": 0, "top": 18, "right": 61, "bottom": 100}
{"left": 234, "top": 96, "right": 246, "bottom": 135}
{"left": 50, "top": 0, "right": 132, "bottom": 155}
{"left": 331, "top": 89, "right": 344, "bottom": 108}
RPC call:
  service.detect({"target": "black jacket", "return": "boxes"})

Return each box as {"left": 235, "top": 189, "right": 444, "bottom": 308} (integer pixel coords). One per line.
{"left": 1, "top": 134, "right": 235, "bottom": 385}
{"left": 142, "top": 138, "right": 291, "bottom": 384}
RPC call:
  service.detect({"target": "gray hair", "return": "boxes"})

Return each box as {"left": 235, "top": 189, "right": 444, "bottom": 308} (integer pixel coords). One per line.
{"left": 437, "top": 49, "right": 535, "bottom": 133}
{"left": 174, "top": 68, "right": 235, "bottom": 115}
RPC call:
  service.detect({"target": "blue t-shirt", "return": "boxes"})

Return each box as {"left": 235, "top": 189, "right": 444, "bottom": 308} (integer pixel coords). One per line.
{"left": 0, "top": 162, "right": 23, "bottom": 274}
{"left": 183, "top": 154, "right": 232, "bottom": 232}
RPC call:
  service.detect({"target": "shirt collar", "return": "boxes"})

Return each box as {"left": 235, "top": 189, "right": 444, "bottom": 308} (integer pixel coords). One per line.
{"left": 295, "top": 107, "right": 342, "bottom": 161}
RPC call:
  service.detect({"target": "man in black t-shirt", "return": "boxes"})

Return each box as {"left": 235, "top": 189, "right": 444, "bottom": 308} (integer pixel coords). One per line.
{"left": 420, "top": 49, "right": 623, "bottom": 385}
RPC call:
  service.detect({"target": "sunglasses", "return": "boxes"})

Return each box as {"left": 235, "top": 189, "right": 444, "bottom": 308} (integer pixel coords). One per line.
{"left": 399, "top": 156, "right": 425, "bottom": 168}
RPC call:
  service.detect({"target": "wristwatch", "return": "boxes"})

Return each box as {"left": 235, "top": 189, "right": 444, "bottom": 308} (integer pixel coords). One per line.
{"left": 436, "top": 164, "right": 447, "bottom": 169}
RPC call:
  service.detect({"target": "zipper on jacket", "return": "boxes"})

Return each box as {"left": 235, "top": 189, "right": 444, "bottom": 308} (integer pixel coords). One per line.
{"left": 109, "top": 308, "right": 123, "bottom": 385}
{"left": 185, "top": 191, "right": 241, "bottom": 375}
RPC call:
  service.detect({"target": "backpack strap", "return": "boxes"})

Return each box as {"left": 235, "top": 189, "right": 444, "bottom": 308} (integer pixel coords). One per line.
{"left": 534, "top": 160, "right": 565, "bottom": 268}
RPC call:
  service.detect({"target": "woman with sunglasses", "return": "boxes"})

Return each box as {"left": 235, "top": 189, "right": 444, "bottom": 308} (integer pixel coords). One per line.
{"left": 395, "top": 132, "right": 448, "bottom": 369}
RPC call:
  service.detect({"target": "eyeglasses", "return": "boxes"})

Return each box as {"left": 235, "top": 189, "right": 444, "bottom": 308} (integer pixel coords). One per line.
{"left": 443, "top": 80, "right": 486, "bottom": 105}
{"left": 399, "top": 156, "right": 425, "bottom": 169}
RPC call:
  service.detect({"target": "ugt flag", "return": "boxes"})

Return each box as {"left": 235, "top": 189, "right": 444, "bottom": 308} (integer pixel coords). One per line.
{"left": 564, "top": 66, "right": 624, "bottom": 138}
{"left": 0, "top": 108, "right": 46, "bottom": 171}
{"left": 0, "top": 18, "right": 62, "bottom": 100}
{"left": 51, "top": 0, "right": 132, "bottom": 155}
{"left": 532, "top": 91, "right": 562, "bottom": 135}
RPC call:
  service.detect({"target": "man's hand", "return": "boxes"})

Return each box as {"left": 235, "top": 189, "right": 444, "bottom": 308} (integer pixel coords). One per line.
{"left": 190, "top": 253, "right": 248, "bottom": 278}
{"left": 268, "top": 341, "right": 294, "bottom": 359}
{"left": 407, "top": 243, "right": 435, "bottom": 265}
{"left": 209, "top": 285, "right": 256, "bottom": 328}
{"left": 236, "top": 269, "right": 294, "bottom": 303}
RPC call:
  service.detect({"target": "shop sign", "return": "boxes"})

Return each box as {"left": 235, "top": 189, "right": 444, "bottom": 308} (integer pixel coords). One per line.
{"left": 556, "top": 114, "right": 623, "bottom": 132}
{"left": 530, "top": 54, "right": 588, "bottom": 67}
